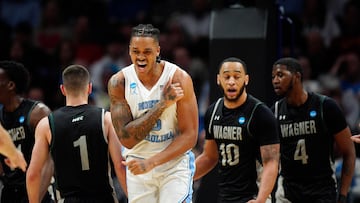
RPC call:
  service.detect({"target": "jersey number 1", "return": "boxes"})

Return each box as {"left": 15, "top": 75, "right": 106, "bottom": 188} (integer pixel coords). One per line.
{"left": 73, "top": 135, "right": 90, "bottom": 171}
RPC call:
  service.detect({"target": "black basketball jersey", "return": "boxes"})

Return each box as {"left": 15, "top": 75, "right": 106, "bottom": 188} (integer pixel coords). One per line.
{"left": 204, "top": 94, "right": 279, "bottom": 202}
{"left": 0, "top": 99, "right": 38, "bottom": 188}
{"left": 274, "top": 92, "right": 348, "bottom": 181}
{"left": 49, "top": 104, "right": 115, "bottom": 199}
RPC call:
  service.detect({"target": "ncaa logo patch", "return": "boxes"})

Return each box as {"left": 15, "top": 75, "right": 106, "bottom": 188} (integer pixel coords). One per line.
{"left": 309, "top": 110, "right": 317, "bottom": 117}
{"left": 130, "top": 82, "right": 137, "bottom": 95}
{"left": 19, "top": 116, "right": 25, "bottom": 123}
{"left": 238, "top": 116, "right": 245, "bottom": 124}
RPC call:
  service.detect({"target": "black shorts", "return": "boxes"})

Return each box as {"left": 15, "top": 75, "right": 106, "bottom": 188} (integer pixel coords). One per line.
{"left": 275, "top": 175, "right": 337, "bottom": 203}
{"left": 1, "top": 185, "right": 53, "bottom": 203}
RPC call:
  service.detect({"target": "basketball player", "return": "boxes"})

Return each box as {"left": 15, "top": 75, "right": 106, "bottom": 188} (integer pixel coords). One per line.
{"left": 0, "top": 60, "right": 53, "bottom": 202}
{"left": 272, "top": 57, "right": 355, "bottom": 203}
{"left": 194, "top": 57, "right": 280, "bottom": 203}
{"left": 107, "top": 24, "right": 198, "bottom": 203}
{"left": 26, "top": 65, "right": 126, "bottom": 203}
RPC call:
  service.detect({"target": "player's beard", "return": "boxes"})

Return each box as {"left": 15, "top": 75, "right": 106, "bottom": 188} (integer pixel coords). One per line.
{"left": 224, "top": 81, "right": 246, "bottom": 102}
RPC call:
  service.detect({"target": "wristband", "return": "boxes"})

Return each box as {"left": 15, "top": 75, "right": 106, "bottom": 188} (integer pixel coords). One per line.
{"left": 338, "top": 194, "right": 346, "bottom": 203}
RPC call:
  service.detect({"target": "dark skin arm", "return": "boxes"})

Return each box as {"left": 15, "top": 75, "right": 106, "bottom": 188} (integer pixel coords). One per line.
{"left": 335, "top": 127, "right": 355, "bottom": 201}
{"left": 249, "top": 143, "right": 279, "bottom": 203}
{"left": 193, "top": 139, "right": 218, "bottom": 181}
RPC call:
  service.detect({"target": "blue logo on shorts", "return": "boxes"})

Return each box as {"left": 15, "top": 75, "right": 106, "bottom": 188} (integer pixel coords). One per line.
{"left": 238, "top": 117, "right": 245, "bottom": 124}
{"left": 309, "top": 110, "right": 317, "bottom": 117}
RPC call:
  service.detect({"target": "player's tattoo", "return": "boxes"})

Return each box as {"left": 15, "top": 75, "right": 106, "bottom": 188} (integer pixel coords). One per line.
{"left": 109, "top": 75, "right": 168, "bottom": 142}
{"left": 164, "top": 85, "right": 176, "bottom": 101}
{"left": 111, "top": 101, "right": 132, "bottom": 140}
{"left": 168, "top": 95, "right": 176, "bottom": 101}
{"left": 261, "top": 144, "right": 280, "bottom": 163}
{"left": 131, "top": 107, "right": 165, "bottom": 141}
{"left": 109, "top": 76, "right": 121, "bottom": 88}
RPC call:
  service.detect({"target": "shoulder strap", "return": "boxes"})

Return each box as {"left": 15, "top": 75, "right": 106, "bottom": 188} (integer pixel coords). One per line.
{"left": 274, "top": 101, "right": 279, "bottom": 119}
{"left": 247, "top": 101, "right": 263, "bottom": 137}
{"left": 318, "top": 94, "right": 328, "bottom": 134}
{"left": 48, "top": 113, "right": 55, "bottom": 149}
{"left": 208, "top": 98, "right": 223, "bottom": 134}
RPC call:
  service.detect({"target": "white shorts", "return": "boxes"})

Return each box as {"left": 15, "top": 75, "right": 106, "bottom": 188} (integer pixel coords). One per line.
{"left": 126, "top": 151, "right": 195, "bottom": 203}
{"left": 275, "top": 175, "right": 292, "bottom": 203}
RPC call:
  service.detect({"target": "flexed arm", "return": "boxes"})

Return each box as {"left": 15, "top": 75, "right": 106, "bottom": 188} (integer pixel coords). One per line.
{"left": 108, "top": 72, "right": 184, "bottom": 149}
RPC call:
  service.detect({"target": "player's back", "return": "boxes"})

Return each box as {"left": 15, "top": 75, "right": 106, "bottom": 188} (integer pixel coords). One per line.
{"left": 49, "top": 104, "right": 117, "bottom": 201}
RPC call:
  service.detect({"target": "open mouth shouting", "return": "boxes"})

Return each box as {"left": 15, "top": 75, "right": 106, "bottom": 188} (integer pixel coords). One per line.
{"left": 136, "top": 61, "right": 147, "bottom": 72}
{"left": 226, "top": 88, "right": 237, "bottom": 98}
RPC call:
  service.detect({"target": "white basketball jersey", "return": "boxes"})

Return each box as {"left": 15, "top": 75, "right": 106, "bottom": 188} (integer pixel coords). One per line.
{"left": 122, "top": 61, "right": 178, "bottom": 158}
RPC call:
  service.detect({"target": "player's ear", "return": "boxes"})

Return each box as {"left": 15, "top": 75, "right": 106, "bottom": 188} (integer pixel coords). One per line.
{"left": 60, "top": 84, "right": 66, "bottom": 96}
{"left": 7, "top": 81, "right": 15, "bottom": 90}
{"left": 295, "top": 71, "right": 302, "bottom": 81}
{"left": 88, "top": 83, "right": 92, "bottom": 95}
{"left": 245, "top": 74, "right": 249, "bottom": 86}
{"left": 217, "top": 74, "right": 220, "bottom": 85}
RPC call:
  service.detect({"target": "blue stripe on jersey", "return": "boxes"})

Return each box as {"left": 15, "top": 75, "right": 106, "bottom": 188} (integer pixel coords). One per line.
{"left": 180, "top": 151, "right": 195, "bottom": 203}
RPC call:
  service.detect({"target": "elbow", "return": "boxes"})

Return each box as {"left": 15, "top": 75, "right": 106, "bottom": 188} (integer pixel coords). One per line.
{"left": 26, "top": 169, "right": 40, "bottom": 185}
{"left": 113, "top": 161, "right": 126, "bottom": 176}
{"left": 190, "top": 130, "right": 198, "bottom": 148}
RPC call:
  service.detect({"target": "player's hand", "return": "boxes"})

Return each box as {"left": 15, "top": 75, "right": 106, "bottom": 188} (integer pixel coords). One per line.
{"left": 161, "top": 78, "right": 184, "bottom": 108}
{"left": 351, "top": 134, "right": 360, "bottom": 144}
{"left": 124, "top": 157, "right": 154, "bottom": 175}
{"left": 4, "top": 150, "right": 27, "bottom": 172}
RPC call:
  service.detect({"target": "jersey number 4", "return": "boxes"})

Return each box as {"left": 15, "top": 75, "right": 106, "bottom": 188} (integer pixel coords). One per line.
{"left": 219, "top": 143, "right": 239, "bottom": 166}
{"left": 294, "top": 139, "right": 308, "bottom": 164}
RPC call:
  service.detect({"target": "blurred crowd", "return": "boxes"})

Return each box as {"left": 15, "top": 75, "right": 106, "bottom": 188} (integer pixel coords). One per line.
{"left": 1, "top": 0, "right": 360, "bottom": 202}
{"left": 1, "top": 0, "right": 360, "bottom": 144}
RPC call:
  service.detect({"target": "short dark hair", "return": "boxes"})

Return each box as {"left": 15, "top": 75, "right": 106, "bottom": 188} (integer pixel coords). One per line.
{"left": 273, "top": 57, "right": 303, "bottom": 76}
{"left": 0, "top": 60, "right": 30, "bottom": 94}
{"left": 131, "top": 24, "right": 160, "bottom": 42}
{"left": 219, "top": 57, "right": 247, "bottom": 74}
{"left": 62, "top": 65, "right": 90, "bottom": 93}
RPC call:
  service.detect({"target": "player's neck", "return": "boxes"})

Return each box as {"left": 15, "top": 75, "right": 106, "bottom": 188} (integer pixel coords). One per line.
{"left": 66, "top": 97, "right": 88, "bottom": 107}
{"left": 286, "top": 88, "right": 307, "bottom": 107}
{"left": 224, "top": 92, "right": 247, "bottom": 109}
{"left": 2, "top": 95, "right": 23, "bottom": 112}
{"left": 138, "top": 62, "right": 163, "bottom": 89}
